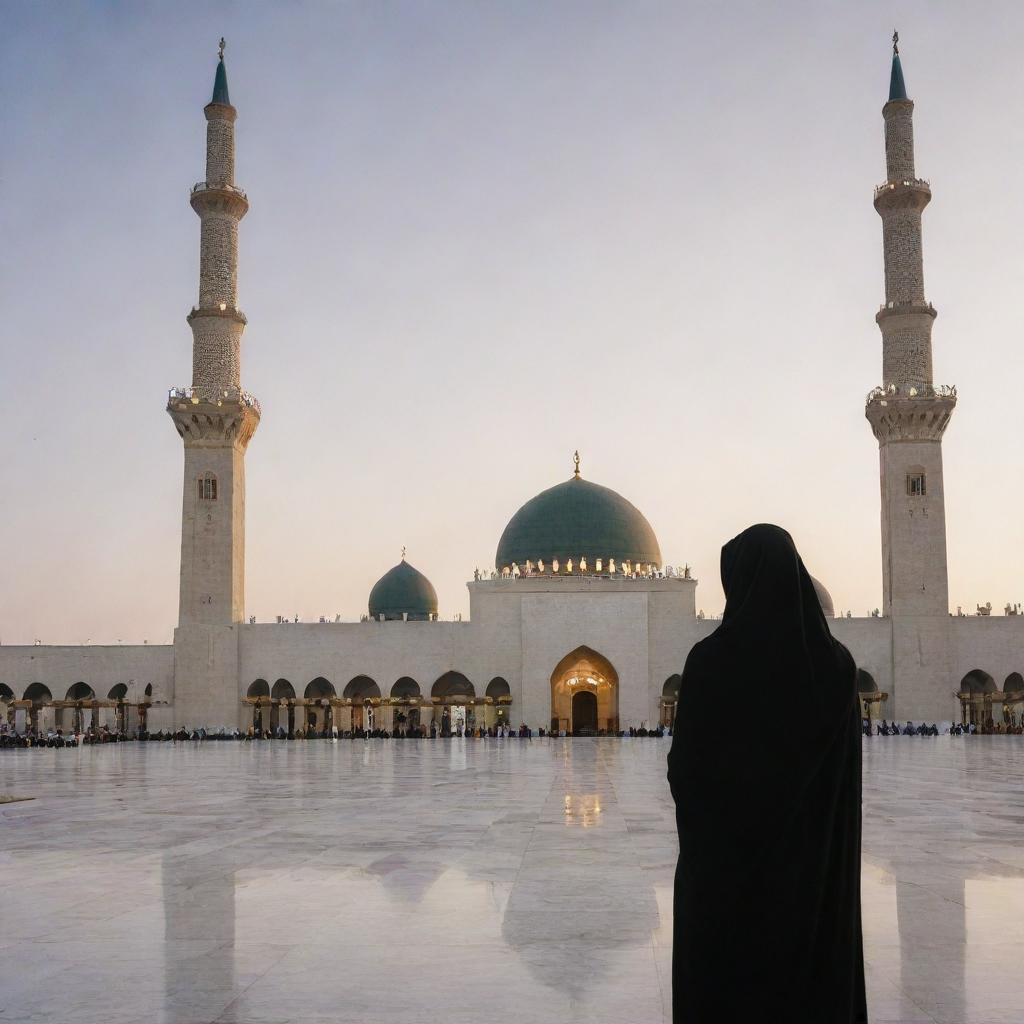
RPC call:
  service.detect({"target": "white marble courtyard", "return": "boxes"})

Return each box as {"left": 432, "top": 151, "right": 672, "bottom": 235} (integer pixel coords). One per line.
{"left": 1, "top": 738, "right": 1023, "bottom": 1024}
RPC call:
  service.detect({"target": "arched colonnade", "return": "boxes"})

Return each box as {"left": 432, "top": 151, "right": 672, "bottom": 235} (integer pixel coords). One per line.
{"left": 956, "top": 669, "right": 1024, "bottom": 729}
{"left": 0, "top": 681, "right": 158, "bottom": 736}
{"left": 242, "top": 672, "right": 514, "bottom": 736}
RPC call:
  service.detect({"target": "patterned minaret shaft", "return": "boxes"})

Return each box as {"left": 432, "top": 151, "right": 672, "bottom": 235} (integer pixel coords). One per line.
{"left": 167, "top": 46, "right": 259, "bottom": 729}
{"left": 190, "top": 53, "right": 247, "bottom": 388}
{"left": 874, "top": 48, "right": 933, "bottom": 392}
{"left": 865, "top": 40, "right": 955, "bottom": 722}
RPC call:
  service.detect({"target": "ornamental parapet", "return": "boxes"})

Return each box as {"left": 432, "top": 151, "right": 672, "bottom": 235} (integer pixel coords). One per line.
{"left": 191, "top": 181, "right": 247, "bottom": 200}
{"left": 873, "top": 177, "right": 930, "bottom": 200}
{"left": 865, "top": 384, "right": 957, "bottom": 442}
{"left": 168, "top": 386, "right": 261, "bottom": 417}
{"left": 189, "top": 181, "right": 249, "bottom": 218}
{"left": 865, "top": 383, "right": 956, "bottom": 405}
{"left": 167, "top": 386, "right": 261, "bottom": 448}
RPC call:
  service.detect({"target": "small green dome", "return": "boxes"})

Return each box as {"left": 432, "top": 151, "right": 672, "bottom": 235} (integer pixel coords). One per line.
{"left": 496, "top": 475, "right": 661, "bottom": 572}
{"left": 368, "top": 560, "right": 438, "bottom": 621}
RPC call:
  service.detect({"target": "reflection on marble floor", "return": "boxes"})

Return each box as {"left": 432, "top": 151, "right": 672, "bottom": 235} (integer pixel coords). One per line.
{"left": 1, "top": 738, "right": 1023, "bottom": 1023}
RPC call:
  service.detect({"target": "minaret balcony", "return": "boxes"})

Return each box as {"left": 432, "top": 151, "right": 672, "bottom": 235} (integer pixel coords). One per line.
{"left": 865, "top": 384, "right": 956, "bottom": 443}
{"left": 875, "top": 300, "right": 936, "bottom": 326}
{"left": 187, "top": 304, "right": 247, "bottom": 326}
{"left": 873, "top": 178, "right": 930, "bottom": 212}
{"left": 168, "top": 386, "right": 261, "bottom": 419}
{"left": 190, "top": 181, "right": 249, "bottom": 218}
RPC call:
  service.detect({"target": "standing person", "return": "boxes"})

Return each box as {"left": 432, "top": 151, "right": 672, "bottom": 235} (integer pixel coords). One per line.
{"left": 667, "top": 524, "right": 867, "bottom": 1023}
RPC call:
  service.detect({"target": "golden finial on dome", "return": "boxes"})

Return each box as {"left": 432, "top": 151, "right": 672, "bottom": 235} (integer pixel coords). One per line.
{"left": 573, "top": 450, "right": 581, "bottom": 478}
{"left": 401, "top": 545, "right": 406, "bottom": 561}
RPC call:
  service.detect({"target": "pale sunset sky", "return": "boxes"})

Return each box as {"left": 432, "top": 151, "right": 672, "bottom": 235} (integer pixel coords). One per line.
{"left": 2, "top": 1, "right": 1022, "bottom": 644}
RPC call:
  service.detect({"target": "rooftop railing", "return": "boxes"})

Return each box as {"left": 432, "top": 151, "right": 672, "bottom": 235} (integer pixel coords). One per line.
{"left": 191, "top": 182, "right": 248, "bottom": 200}
{"left": 873, "top": 178, "right": 930, "bottom": 199}
{"left": 865, "top": 383, "right": 956, "bottom": 404}
{"left": 168, "top": 387, "right": 261, "bottom": 416}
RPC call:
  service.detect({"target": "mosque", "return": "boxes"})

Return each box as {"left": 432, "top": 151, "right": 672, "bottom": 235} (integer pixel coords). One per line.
{"left": 2, "top": 42, "right": 1023, "bottom": 737}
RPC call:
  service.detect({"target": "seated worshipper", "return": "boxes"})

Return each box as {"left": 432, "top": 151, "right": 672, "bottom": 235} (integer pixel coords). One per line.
{"left": 667, "top": 524, "right": 867, "bottom": 1024}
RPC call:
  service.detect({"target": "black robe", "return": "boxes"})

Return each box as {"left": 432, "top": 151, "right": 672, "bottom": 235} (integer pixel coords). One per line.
{"left": 667, "top": 524, "right": 867, "bottom": 1023}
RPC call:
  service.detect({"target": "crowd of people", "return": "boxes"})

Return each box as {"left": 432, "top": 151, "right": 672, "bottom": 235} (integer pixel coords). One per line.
{"left": 863, "top": 718, "right": 1023, "bottom": 736}
{"left": 1, "top": 720, "right": 671, "bottom": 747}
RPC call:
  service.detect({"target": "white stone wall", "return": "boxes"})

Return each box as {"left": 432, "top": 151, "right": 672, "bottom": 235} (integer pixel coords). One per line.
{"left": 0, "top": 645, "right": 174, "bottom": 704}
{"left": 949, "top": 616, "right": 1024, "bottom": 690}
{"left": 178, "top": 442, "right": 246, "bottom": 627}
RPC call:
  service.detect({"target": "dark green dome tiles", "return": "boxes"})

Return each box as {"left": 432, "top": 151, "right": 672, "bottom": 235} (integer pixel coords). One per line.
{"left": 496, "top": 476, "right": 661, "bottom": 572}
{"left": 368, "top": 560, "right": 438, "bottom": 621}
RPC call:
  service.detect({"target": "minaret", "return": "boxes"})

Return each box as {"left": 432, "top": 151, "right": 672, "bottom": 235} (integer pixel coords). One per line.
{"left": 865, "top": 34, "right": 955, "bottom": 721}
{"left": 167, "top": 42, "right": 259, "bottom": 727}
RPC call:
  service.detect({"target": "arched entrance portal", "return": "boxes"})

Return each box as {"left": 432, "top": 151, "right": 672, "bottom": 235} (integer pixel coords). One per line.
{"left": 550, "top": 647, "right": 618, "bottom": 735}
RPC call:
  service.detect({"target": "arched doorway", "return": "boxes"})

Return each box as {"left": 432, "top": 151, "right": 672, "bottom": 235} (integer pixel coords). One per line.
{"left": 960, "top": 669, "right": 996, "bottom": 728}
{"left": 486, "top": 677, "right": 511, "bottom": 732}
{"left": 432, "top": 672, "right": 475, "bottom": 736}
{"left": 344, "top": 676, "right": 380, "bottom": 732}
{"left": 661, "top": 674, "right": 681, "bottom": 728}
{"left": 65, "top": 682, "right": 96, "bottom": 734}
{"left": 391, "top": 677, "right": 421, "bottom": 731}
{"left": 24, "top": 683, "right": 52, "bottom": 734}
{"left": 856, "top": 669, "right": 886, "bottom": 729}
{"left": 248, "top": 679, "right": 270, "bottom": 733}
{"left": 108, "top": 684, "right": 128, "bottom": 732}
{"left": 0, "top": 684, "right": 13, "bottom": 729}
{"left": 305, "top": 678, "right": 336, "bottom": 734}
{"left": 272, "top": 678, "right": 296, "bottom": 734}
{"left": 1004, "top": 673, "right": 1024, "bottom": 727}
{"left": 550, "top": 647, "right": 618, "bottom": 735}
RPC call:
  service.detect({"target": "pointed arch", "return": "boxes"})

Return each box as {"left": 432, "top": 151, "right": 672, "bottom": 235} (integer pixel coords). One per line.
{"left": 305, "top": 677, "right": 336, "bottom": 700}
{"left": 66, "top": 682, "right": 95, "bottom": 701}
{"left": 272, "top": 678, "right": 296, "bottom": 700}
{"left": 961, "top": 669, "right": 996, "bottom": 694}
{"left": 391, "top": 677, "right": 421, "bottom": 699}
{"left": 550, "top": 646, "right": 619, "bottom": 734}
{"left": 1003, "top": 672, "right": 1023, "bottom": 694}
{"left": 432, "top": 672, "right": 475, "bottom": 699}
{"left": 344, "top": 676, "right": 380, "bottom": 700}
{"left": 247, "top": 679, "right": 270, "bottom": 699}
{"left": 662, "top": 674, "right": 682, "bottom": 698}
{"left": 107, "top": 683, "right": 128, "bottom": 700}
{"left": 856, "top": 669, "right": 879, "bottom": 694}
{"left": 0, "top": 683, "right": 14, "bottom": 702}
{"left": 24, "top": 683, "right": 52, "bottom": 703}
{"left": 486, "top": 677, "right": 511, "bottom": 699}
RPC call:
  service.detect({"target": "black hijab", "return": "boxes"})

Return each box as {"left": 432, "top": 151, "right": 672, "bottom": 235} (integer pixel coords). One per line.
{"left": 667, "top": 524, "right": 867, "bottom": 1023}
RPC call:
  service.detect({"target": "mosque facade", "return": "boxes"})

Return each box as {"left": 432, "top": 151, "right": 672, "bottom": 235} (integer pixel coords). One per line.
{"left": 2, "top": 45, "right": 1023, "bottom": 737}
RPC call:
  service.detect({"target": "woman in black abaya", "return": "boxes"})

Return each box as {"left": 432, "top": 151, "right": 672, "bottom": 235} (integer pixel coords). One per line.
{"left": 668, "top": 524, "right": 867, "bottom": 1023}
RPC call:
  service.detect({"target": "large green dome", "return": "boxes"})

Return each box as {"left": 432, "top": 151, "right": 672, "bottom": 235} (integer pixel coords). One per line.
{"left": 368, "top": 560, "right": 438, "bottom": 621}
{"left": 495, "top": 475, "right": 661, "bottom": 572}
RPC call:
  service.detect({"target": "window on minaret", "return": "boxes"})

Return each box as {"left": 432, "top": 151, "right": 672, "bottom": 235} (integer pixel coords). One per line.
{"left": 197, "top": 473, "right": 218, "bottom": 501}
{"left": 907, "top": 473, "right": 926, "bottom": 497}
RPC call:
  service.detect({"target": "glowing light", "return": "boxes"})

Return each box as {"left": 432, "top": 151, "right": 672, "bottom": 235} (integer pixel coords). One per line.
{"left": 219, "top": 302, "right": 227, "bottom": 311}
